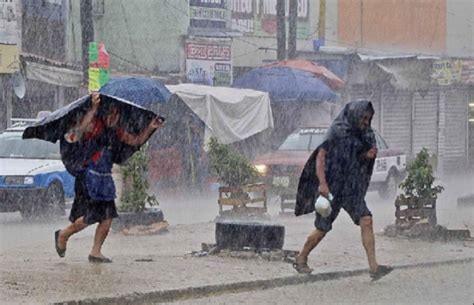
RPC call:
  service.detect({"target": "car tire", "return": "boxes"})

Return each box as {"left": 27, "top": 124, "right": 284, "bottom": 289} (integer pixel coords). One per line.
{"left": 44, "top": 182, "right": 66, "bottom": 217}
{"left": 378, "top": 172, "right": 398, "bottom": 200}
{"left": 19, "top": 203, "right": 35, "bottom": 219}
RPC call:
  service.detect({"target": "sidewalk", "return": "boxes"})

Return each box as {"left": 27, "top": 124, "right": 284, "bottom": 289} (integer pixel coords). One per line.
{"left": 1, "top": 204, "right": 473, "bottom": 305}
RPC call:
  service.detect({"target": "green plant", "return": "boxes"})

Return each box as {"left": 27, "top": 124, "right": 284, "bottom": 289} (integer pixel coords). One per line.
{"left": 119, "top": 145, "right": 159, "bottom": 212}
{"left": 208, "top": 137, "right": 258, "bottom": 187}
{"left": 399, "top": 148, "right": 444, "bottom": 199}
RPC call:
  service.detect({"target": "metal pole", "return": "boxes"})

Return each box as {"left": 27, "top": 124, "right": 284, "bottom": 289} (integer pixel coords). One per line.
{"left": 318, "top": 0, "right": 326, "bottom": 44}
{"left": 276, "top": 0, "right": 286, "bottom": 60}
{"left": 288, "top": 0, "right": 297, "bottom": 59}
{"left": 80, "top": 0, "right": 94, "bottom": 86}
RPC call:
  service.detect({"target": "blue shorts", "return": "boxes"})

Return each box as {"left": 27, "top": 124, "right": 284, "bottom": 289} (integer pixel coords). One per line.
{"left": 314, "top": 195, "right": 372, "bottom": 232}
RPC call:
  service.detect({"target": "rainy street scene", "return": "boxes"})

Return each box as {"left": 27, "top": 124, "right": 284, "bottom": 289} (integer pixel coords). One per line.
{"left": 1, "top": 0, "right": 474, "bottom": 304}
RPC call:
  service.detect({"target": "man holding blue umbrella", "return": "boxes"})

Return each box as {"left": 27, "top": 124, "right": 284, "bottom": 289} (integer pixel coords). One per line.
{"left": 54, "top": 92, "right": 164, "bottom": 263}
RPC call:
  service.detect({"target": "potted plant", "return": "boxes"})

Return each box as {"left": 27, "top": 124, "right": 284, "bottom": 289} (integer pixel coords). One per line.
{"left": 395, "top": 148, "right": 444, "bottom": 227}
{"left": 207, "top": 137, "right": 267, "bottom": 215}
{"left": 112, "top": 145, "right": 164, "bottom": 231}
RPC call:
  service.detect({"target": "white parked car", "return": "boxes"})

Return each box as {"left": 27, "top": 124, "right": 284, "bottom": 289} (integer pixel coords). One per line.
{"left": 253, "top": 127, "right": 407, "bottom": 211}
{"left": 0, "top": 120, "right": 75, "bottom": 219}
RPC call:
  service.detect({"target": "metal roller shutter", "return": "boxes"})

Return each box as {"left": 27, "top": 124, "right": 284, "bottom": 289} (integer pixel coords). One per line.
{"left": 381, "top": 91, "right": 412, "bottom": 156}
{"left": 442, "top": 89, "right": 468, "bottom": 172}
{"left": 413, "top": 90, "right": 439, "bottom": 156}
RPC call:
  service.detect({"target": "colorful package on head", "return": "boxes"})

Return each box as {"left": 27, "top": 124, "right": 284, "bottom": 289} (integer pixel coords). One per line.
{"left": 88, "top": 42, "right": 98, "bottom": 64}
{"left": 98, "top": 43, "right": 110, "bottom": 68}
{"left": 88, "top": 67, "right": 100, "bottom": 91}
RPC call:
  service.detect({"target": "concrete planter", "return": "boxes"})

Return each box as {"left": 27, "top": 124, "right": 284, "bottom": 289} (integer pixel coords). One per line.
{"left": 112, "top": 207, "right": 164, "bottom": 232}
{"left": 215, "top": 220, "right": 285, "bottom": 250}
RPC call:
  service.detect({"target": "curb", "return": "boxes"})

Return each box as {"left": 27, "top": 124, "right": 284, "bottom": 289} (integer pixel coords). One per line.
{"left": 52, "top": 257, "right": 473, "bottom": 305}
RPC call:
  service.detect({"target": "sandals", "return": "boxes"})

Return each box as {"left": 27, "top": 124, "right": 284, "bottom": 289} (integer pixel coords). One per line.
{"left": 292, "top": 259, "right": 313, "bottom": 274}
{"left": 88, "top": 255, "right": 113, "bottom": 263}
{"left": 370, "top": 265, "right": 393, "bottom": 281}
{"left": 54, "top": 230, "right": 66, "bottom": 258}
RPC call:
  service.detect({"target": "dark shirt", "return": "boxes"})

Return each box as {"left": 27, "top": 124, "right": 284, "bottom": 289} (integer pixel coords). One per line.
{"left": 322, "top": 134, "right": 372, "bottom": 198}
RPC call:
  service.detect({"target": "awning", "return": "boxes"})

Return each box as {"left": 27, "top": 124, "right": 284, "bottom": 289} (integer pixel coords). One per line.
{"left": 25, "top": 61, "right": 82, "bottom": 87}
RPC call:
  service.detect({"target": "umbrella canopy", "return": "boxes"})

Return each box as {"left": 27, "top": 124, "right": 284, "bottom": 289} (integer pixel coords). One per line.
{"left": 100, "top": 77, "right": 171, "bottom": 107}
{"left": 22, "top": 94, "right": 159, "bottom": 164}
{"left": 263, "top": 59, "right": 345, "bottom": 90}
{"left": 232, "top": 66, "right": 338, "bottom": 103}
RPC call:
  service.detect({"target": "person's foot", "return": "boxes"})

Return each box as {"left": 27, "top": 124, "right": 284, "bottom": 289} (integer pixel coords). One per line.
{"left": 370, "top": 265, "right": 393, "bottom": 281}
{"left": 292, "top": 256, "right": 313, "bottom": 274}
{"left": 88, "top": 254, "right": 113, "bottom": 263}
{"left": 54, "top": 230, "right": 66, "bottom": 258}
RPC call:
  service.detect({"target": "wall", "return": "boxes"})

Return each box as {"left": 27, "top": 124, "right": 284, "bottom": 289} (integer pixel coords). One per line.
{"left": 67, "top": 0, "right": 189, "bottom": 75}
{"left": 232, "top": 0, "right": 319, "bottom": 68}
{"left": 446, "top": 0, "right": 474, "bottom": 57}
{"left": 337, "top": 0, "right": 446, "bottom": 54}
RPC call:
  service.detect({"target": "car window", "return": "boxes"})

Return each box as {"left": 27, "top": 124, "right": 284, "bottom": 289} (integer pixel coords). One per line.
{"left": 374, "top": 131, "right": 388, "bottom": 150}
{"left": 278, "top": 132, "right": 311, "bottom": 151}
{"left": 279, "top": 128, "right": 328, "bottom": 151}
{"left": 0, "top": 132, "right": 61, "bottom": 160}
{"left": 309, "top": 134, "right": 327, "bottom": 150}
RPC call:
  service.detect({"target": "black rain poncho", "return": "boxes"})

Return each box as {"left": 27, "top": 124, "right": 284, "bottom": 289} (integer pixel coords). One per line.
{"left": 295, "top": 100, "right": 377, "bottom": 216}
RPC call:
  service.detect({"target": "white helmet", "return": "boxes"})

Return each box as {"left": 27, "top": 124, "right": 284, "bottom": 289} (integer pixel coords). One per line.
{"left": 315, "top": 193, "right": 333, "bottom": 217}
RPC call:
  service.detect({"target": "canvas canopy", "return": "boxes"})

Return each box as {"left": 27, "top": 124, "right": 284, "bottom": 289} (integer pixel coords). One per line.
{"left": 166, "top": 84, "right": 273, "bottom": 145}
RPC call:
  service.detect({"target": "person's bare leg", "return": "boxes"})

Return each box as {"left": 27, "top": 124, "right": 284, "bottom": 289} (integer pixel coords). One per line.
{"left": 90, "top": 218, "right": 112, "bottom": 257}
{"left": 296, "top": 228, "right": 326, "bottom": 263}
{"left": 58, "top": 217, "right": 88, "bottom": 250}
{"left": 360, "top": 216, "right": 378, "bottom": 272}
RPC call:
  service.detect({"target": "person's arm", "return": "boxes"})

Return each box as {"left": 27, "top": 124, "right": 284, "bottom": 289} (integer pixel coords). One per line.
{"left": 64, "top": 92, "right": 100, "bottom": 143}
{"left": 316, "top": 148, "right": 330, "bottom": 197}
{"left": 366, "top": 147, "right": 378, "bottom": 159}
{"left": 119, "top": 117, "right": 164, "bottom": 146}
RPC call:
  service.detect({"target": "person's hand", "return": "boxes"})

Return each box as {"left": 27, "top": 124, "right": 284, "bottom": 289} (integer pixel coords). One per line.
{"left": 319, "top": 183, "right": 330, "bottom": 198}
{"left": 367, "top": 147, "right": 378, "bottom": 159}
{"left": 90, "top": 92, "right": 101, "bottom": 108}
{"left": 149, "top": 116, "right": 164, "bottom": 129}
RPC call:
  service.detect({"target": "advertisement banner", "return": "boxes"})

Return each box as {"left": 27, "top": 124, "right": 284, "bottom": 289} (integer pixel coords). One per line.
{"left": 431, "top": 60, "right": 463, "bottom": 86}
{"left": 186, "top": 40, "right": 232, "bottom": 86}
{"left": 0, "top": 44, "right": 19, "bottom": 73}
{"left": 0, "top": 0, "right": 18, "bottom": 44}
{"left": 230, "top": 0, "right": 310, "bottom": 38}
{"left": 190, "top": 0, "right": 229, "bottom": 29}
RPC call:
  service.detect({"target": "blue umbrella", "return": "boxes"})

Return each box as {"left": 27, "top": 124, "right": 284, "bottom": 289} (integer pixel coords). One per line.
{"left": 100, "top": 77, "right": 171, "bottom": 108}
{"left": 232, "top": 66, "right": 338, "bottom": 103}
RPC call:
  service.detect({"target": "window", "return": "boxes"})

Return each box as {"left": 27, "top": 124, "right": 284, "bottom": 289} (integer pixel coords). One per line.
{"left": 92, "top": 0, "right": 105, "bottom": 16}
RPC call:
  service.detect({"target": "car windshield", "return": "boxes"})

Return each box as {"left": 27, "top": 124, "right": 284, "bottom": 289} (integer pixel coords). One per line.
{"left": 0, "top": 131, "right": 61, "bottom": 160}
{"left": 278, "top": 128, "right": 327, "bottom": 151}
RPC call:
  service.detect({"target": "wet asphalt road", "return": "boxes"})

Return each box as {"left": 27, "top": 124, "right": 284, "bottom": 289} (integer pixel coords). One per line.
{"left": 1, "top": 173, "right": 473, "bottom": 252}
{"left": 170, "top": 262, "right": 474, "bottom": 305}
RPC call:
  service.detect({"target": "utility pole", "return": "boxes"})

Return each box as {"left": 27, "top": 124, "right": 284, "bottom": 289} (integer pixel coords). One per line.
{"left": 288, "top": 0, "right": 297, "bottom": 59}
{"left": 276, "top": 0, "right": 286, "bottom": 60}
{"left": 318, "top": 0, "right": 326, "bottom": 45}
{"left": 80, "top": 0, "right": 94, "bottom": 86}
{"left": 360, "top": 0, "right": 364, "bottom": 47}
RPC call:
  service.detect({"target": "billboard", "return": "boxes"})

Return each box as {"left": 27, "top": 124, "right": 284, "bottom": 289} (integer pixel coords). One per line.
{"left": 186, "top": 39, "right": 232, "bottom": 86}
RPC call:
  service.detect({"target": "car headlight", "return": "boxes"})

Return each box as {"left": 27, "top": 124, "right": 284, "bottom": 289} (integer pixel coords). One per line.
{"left": 23, "top": 176, "right": 34, "bottom": 185}
{"left": 254, "top": 164, "right": 268, "bottom": 175}
{"left": 4, "top": 176, "right": 34, "bottom": 185}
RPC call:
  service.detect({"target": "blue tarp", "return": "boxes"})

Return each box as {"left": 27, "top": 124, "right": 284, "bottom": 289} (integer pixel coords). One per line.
{"left": 232, "top": 66, "right": 338, "bottom": 103}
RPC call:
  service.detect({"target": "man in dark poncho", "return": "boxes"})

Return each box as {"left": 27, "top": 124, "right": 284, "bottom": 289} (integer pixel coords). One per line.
{"left": 293, "top": 100, "right": 393, "bottom": 281}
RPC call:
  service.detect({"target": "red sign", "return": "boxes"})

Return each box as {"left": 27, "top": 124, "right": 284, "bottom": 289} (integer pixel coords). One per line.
{"left": 186, "top": 43, "right": 231, "bottom": 61}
